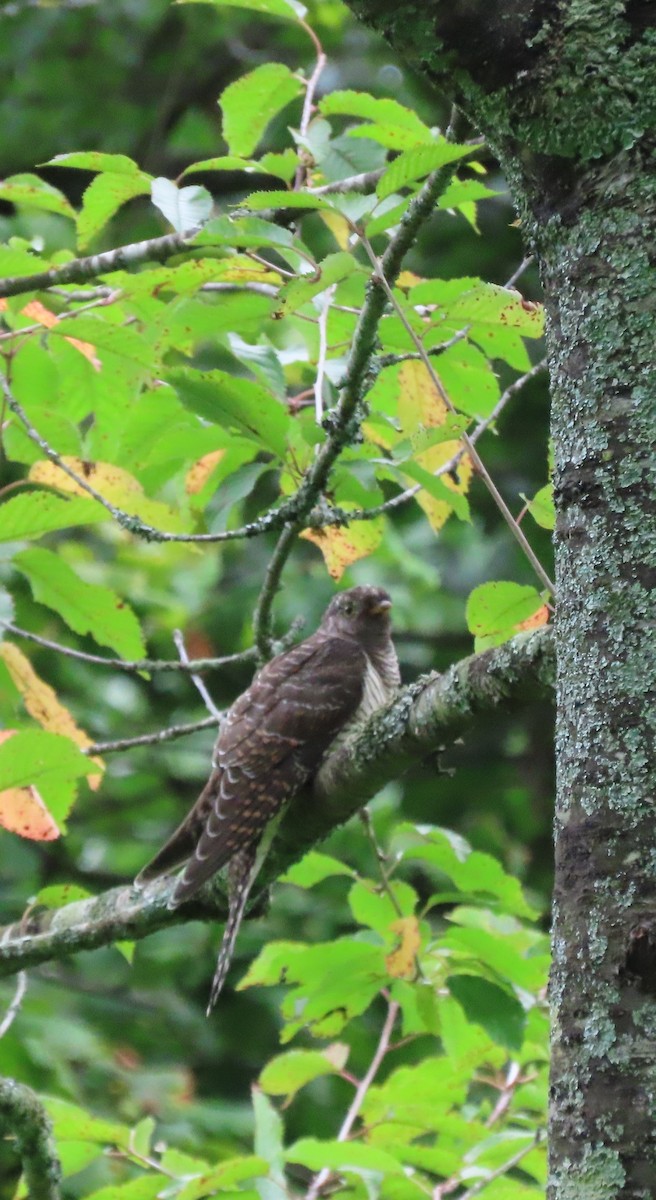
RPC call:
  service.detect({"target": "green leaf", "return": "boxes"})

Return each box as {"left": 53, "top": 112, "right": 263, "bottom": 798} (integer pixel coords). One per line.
{"left": 176, "top": 1157, "right": 269, "bottom": 1200}
{"left": 524, "top": 483, "right": 555, "bottom": 530}
{"left": 150, "top": 177, "right": 213, "bottom": 232}
{"left": 447, "top": 975, "right": 526, "bottom": 1052}
{"left": 221, "top": 63, "right": 303, "bottom": 157}
{"left": 319, "top": 92, "right": 432, "bottom": 145}
{"left": 4, "top": 405, "right": 81, "bottom": 466}
{"left": 0, "top": 244, "right": 48, "bottom": 279}
{"left": 192, "top": 215, "right": 296, "bottom": 252}
{"left": 45, "top": 152, "right": 145, "bottom": 174}
{"left": 348, "top": 879, "right": 418, "bottom": 937}
{"left": 396, "top": 825, "right": 537, "bottom": 920}
{"left": 287, "top": 1138, "right": 404, "bottom": 1176}
{"left": 376, "top": 142, "right": 472, "bottom": 200}
{"left": 78, "top": 171, "right": 152, "bottom": 247}
{"left": 0, "top": 730, "right": 94, "bottom": 829}
{"left": 281, "top": 851, "right": 355, "bottom": 887}
{"left": 84, "top": 1180, "right": 163, "bottom": 1200}
{"left": 252, "top": 1088, "right": 285, "bottom": 1200}
{"left": 0, "top": 493, "right": 107, "bottom": 542}
{"left": 179, "top": 0, "right": 302, "bottom": 18}
{"left": 260, "top": 1046, "right": 347, "bottom": 1099}
{"left": 466, "top": 581, "right": 547, "bottom": 649}
{"left": 35, "top": 883, "right": 92, "bottom": 908}
{"left": 47, "top": 315, "right": 155, "bottom": 368}
{"left": 15, "top": 546, "right": 146, "bottom": 659}
{"left": 182, "top": 155, "right": 269, "bottom": 175}
{"left": 43, "top": 1095, "right": 131, "bottom": 1147}
{"left": 167, "top": 368, "right": 289, "bottom": 458}
{"left": 242, "top": 190, "right": 333, "bottom": 212}
{"left": 399, "top": 462, "right": 470, "bottom": 521}
{"left": 276, "top": 250, "right": 359, "bottom": 315}
{"left": 0, "top": 174, "right": 75, "bottom": 218}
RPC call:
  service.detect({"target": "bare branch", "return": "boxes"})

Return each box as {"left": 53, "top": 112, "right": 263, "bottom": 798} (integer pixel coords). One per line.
{"left": 173, "top": 629, "right": 223, "bottom": 721}
{"left": 84, "top": 715, "right": 220, "bottom": 755}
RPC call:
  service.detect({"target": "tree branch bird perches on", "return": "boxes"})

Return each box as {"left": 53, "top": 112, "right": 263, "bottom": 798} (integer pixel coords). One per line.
{"left": 135, "top": 586, "right": 400, "bottom": 1012}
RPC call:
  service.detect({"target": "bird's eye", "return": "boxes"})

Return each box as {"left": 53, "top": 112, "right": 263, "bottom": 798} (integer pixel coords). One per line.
{"left": 342, "top": 600, "right": 354, "bottom": 615}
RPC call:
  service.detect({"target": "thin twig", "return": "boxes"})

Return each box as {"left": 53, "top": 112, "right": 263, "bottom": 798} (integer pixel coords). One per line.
{"left": 251, "top": 139, "right": 469, "bottom": 653}
{"left": 84, "top": 715, "right": 220, "bottom": 756}
{"left": 314, "top": 283, "right": 336, "bottom": 423}
{"left": 173, "top": 629, "right": 222, "bottom": 720}
{"left": 359, "top": 808, "right": 403, "bottom": 916}
{"left": 359, "top": 235, "right": 555, "bottom": 595}
{"left": 295, "top": 21, "right": 327, "bottom": 190}
{"left": 0, "top": 621, "right": 258, "bottom": 673}
{"left": 454, "top": 1131, "right": 543, "bottom": 1200}
{"left": 0, "top": 971, "right": 27, "bottom": 1038}
{"left": 305, "top": 1000, "right": 400, "bottom": 1200}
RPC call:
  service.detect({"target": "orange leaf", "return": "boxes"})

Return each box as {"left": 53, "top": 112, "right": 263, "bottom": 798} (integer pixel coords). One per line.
{"left": 0, "top": 643, "right": 103, "bottom": 788}
{"left": 0, "top": 732, "right": 60, "bottom": 840}
{"left": 385, "top": 916, "right": 421, "bottom": 979}
{"left": 301, "top": 516, "right": 383, "bottom": 580}
{"left": 516, "top": 604, "right": 550, "bottom": 632}
{"left": 185, "top": 449, "right": 225, "bottom": 495}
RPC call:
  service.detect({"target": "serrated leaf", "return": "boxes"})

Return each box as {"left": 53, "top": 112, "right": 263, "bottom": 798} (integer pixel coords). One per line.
{"left": 36, "top": 883, "right": 92, "bottom": 907}
{"left": 45, "top": 152, "right": 144, "bottom": 174}
{"left": 276, "top": 251, "right": 358, "bottom": 315}
{"left": 281, "top": 851, "right": 355, "bottom": 887}
{"left": 466, "top": 581, "right": 547, "bottom": 650}
{"left": 175, "top": 1157, "right": 268, "bottom": 1200}
{"left": 242, "top": 190, "right": 333, "bottom": 212}
{"left": 287, "top": 1138, "right": 403, "bottom": 1176}
{"left": 167, "top": 367, "right": 289, "bottom": 457}
{"left": 447, "top": 975, "right": 526, "bottom": 1052}
{"left": 192, "top": 215, "right": 296, "bottom": 252}
{"left": 319, "top": 92, "right": 432, "bottom": 143}
{"left": 150, "top": 177, "right": 213, "bottom": 233}
{"left": 84, "top": 1179, "right": 163, "bottom": 1200}
{"left": 0, "top": 174, "right": 75, "bottom": 218}
{"left": 376, "top": 142, "right": 472, "bottom": 201}
{"left": 0, "top": 730, "right": 94, "bottom": 831}
{"left": 221, "top": 63, "right": 303, "bottom": 157}
{"left": 0, "top": 732, "right": 60, "bottom": 841}
{"left": 14, "top": 546, "right": 146, "bottom": 659}
{"left": 396, "top": 825, "right": 537, "bottom": 919}
{"left": 348, "top": 879, "right": 418, "bottom": 938}
{"left": 525, "top": 483, "right": 555, "bottom": 530}
{"left": 43, "top": 1095, "right": 131, "bottom": 1148}
{"left": 301, "top": 513, "right": 383, "bottom": 579}
{"left": 0, "top": 492, "right": 108, "bottom": 542}
{"left": 0, "top": 642, "right": 103, "bottom": 784}
{"left": 260, "top": 1046, "right": 347, "bottom": 1099}
{"left": 179, "top": 0, "right": 302, "bottom": 17}
{"left": 78, "top": 171, "right": 152, "bottom": 248}
{"left": 47, "top": 315, "right": 154, "bottom": 368}
{"left": 27, "top": 458, "right": 190, "bottom": 533}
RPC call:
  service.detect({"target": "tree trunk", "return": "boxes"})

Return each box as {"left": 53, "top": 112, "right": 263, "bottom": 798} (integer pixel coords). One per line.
{"left": 344, "top": 3, "right": 656, "bottom": 1195}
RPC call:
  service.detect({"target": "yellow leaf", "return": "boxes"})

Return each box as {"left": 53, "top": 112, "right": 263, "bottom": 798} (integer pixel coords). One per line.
{"left": 386, "top": 916, "right": 421, "bottom": 979}
{"left": 301, "top": 516, "right": 383, "bottom": 580}
{"left": 185, "top": 449, "right": 225, "bottom": 495}
{"left": 396, "top": 270, "right": 424, "bottom": 289}
{"left": 409, "top": 441, "right": 473, "bottom": 533}
{"left": 28, "top": 457, "right": 190, "bottom": 532}
{"left": 320, "top": 210, "right": 351, "bottom": 250}
{"left": 0, "top": 644, "right": 103, "bottom": 788}
{"left": 0, "top": 299, "right": 100, "bottom": 367}
{"left": 398, "top": 359, "right": 449, "bottom": 433}
{"left": 0, "top": 731, "right": 60, "bottom": 841}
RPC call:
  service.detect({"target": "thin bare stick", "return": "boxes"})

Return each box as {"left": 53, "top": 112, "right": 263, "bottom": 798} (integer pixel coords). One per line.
{"left": 173, "top": 629, "right": 222, "bottom": 720}
{"left": 455, "top": 1131, "right": 542, "bottom": 1200}
{"left": 0, "top": 971, "right": 27, "bottom": 1038}
{"left": 0, "top": 620, "right": 257, "bottom": 673}
{"left": 359, "top": 236, "right": 555, "bottom": 596}
{"left": 84, "top": 715, "right": 219, "bottom": 756}
{"left": 305, "top": 1000, "right": 400, "bottom": 1200}
{"left": 314, "top": 283, "right": 336, "bottom": 423}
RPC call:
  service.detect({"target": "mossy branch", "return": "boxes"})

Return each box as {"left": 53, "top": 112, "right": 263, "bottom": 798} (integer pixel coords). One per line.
{"left": 0, "top": 1078, "right": 62, "bottom": 1200}
{"left": 0, "top": 627, "right": 553, "bottom": 979}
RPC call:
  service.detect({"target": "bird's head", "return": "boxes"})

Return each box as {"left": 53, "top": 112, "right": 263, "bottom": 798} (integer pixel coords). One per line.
{"left": 321, "top": 586, "right": 393, "bottom": 645}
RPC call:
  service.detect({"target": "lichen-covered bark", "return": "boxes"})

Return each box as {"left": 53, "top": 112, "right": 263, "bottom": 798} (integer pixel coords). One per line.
{"left": 339, "top": 2, "right": 656, "bottom": 1196}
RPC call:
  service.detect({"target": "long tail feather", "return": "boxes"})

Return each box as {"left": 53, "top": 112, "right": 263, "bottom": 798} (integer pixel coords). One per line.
{"left": 206, "top": 845, "right": 256, "bottom": 1014}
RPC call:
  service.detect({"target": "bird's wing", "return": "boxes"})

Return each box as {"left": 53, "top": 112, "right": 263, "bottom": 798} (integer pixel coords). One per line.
{"left": 136, "top": 633, "right": 365, "bottom": 901}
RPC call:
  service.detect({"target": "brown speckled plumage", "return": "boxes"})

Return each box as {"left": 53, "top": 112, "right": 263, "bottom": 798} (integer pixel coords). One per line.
{"left": 136, "top": 586, "right": 399, "bottom": 1010}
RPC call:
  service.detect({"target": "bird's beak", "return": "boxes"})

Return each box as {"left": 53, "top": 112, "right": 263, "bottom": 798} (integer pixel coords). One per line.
{"left": 370, "top": 599, "right": 392, "bottom": 615}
